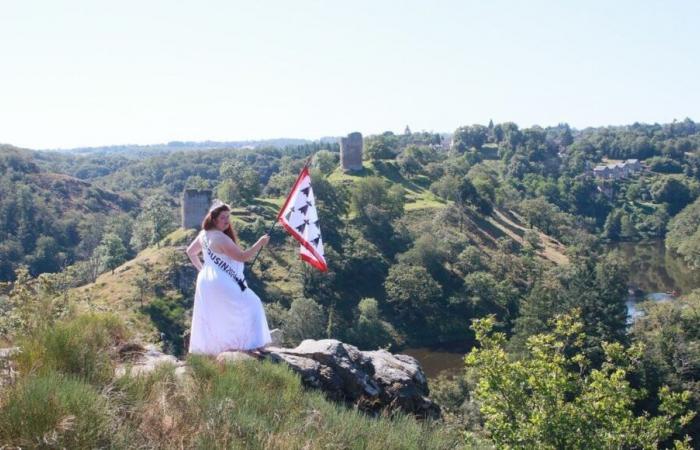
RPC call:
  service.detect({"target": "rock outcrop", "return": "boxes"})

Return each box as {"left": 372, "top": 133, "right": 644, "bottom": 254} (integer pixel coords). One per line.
{"left": 263, "top": 339, "right": 440, "bottom": 419}
{"left": 112, "top": 337, "right": 440, "bottom": 420}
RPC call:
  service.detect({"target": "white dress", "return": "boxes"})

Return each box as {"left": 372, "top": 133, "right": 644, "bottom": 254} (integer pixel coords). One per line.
{"left": 188, "top": 229, "right": 272, "bottom": 355}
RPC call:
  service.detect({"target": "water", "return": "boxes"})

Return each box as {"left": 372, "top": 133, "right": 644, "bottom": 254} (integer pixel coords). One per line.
{"left": 608, "top": 240, "right": 700, "bottom": 294}
{"left": 399, "top": 347, "right": 467, "bottom": 379}
{"left": 403, "top": 240, "right": 700, "bottom": 380}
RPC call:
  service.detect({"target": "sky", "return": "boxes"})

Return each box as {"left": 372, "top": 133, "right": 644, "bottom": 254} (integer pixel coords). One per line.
{"left": 1, "top": 0, "right": 699, "bottom": 150}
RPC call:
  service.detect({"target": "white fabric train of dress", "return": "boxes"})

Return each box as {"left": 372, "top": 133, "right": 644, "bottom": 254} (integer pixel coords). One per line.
{"left": 188, "top": 230, "right": 272, "bottom": 355}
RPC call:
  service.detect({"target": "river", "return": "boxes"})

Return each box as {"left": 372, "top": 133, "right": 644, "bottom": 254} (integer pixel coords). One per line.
{"left": 402, "top": 239, "right": 700, "bottom": 380}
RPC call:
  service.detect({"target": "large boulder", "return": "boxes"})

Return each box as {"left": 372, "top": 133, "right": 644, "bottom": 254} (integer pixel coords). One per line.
{"left": 262, "top": 339, "right": 440, "bottom": 419}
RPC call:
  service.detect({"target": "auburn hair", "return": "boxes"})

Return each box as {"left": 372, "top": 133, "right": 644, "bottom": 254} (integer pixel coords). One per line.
{"left": 201, "top": 204, "right": 239, "bottom": 244}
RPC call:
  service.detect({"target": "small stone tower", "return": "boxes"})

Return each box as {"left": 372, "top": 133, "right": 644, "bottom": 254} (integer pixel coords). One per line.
{"left": 340, "top": 132, "right": 363, "bottom": 172}
{"left": 181, "top": 189, "right": 212, "bottom": 229}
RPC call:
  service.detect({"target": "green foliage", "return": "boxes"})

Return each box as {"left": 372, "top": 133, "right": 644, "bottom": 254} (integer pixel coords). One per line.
{"left": 15, "top": 313, "right": 130, "bottom": 385}
{"left": 666, "top": 196, "right": 700, "bottom": 269}
{"left": 364, "top": 132, "right": 399, "bottom": 160}
{"left": 466, "top": 312, "right": 695, "bottom": 449}
{"left": 282, "top": 297, "right": 326, "bottom": 345}
{"left": 350, "top": 176, "right": 405, "bottom": 223}
{"left": 346, "top": 298, "right": 402, "bottom": 350}
{"left": 648, "top": 156, "right": 684, "bottom": 174}
{"left": 130, "top": 193, "right": 177, "bottom": 251}
{"left": 511, "top": 252, "right": 630, "bottom": 360}
{"left": 312, "top": 149, "right": 339, "bottom": 175}
{"left": 384, "top": 263, "right": 442, "bottom": 329}
{"left": 0, "top": 372, "right": 114, "bottom": 448}
{"left": 453, "top": 125, "right": 488, "bottom": 152}
{"left": 430, "top": 174, "right": 492, "bottom": 214}
{"left": 94, "top": 232, "right": 128, "bottom": 274}
{"left": 142, "top": 296, "right": 188, "bottom": 356}
{"left": 651, "top": 176, "right": 693, "bottom": 215}
{"left": 633, "top": 290, "right": 700, "bottom": 440}
{"left": 0, "top": 267, "right": 73, "bottom": 341}
{"left": 462, "top": 271, "right": 519, "bottom": 326}
{"left": 0, "top": 149, "right": 136, "bottom": 280}
{"left": 218, "top": 160, "right": 262, "bottom": 204}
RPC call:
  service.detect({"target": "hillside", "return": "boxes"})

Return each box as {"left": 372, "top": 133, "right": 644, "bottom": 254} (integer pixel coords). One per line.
{"left": 64, "top": 154, "right": 570, "bottom": 359}
{"left": 0, "top": 145, "right": 139, "bottom": 280}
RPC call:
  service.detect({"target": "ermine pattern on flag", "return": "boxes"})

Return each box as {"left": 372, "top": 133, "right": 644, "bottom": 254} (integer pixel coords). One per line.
{"left": 278, "top": 167, "right": 327, "bottom": 271}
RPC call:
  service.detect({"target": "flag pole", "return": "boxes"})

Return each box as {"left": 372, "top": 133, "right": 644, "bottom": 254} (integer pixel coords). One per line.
{"left": 249, "top": 154, "right": 314, "bottom": 270}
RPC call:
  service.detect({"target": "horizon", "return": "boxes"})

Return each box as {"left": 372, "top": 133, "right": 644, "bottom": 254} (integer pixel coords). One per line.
{"left": 31, "top": 116, "right": 698, "bottom": 153}
{"left": 2, "top": 0, "right": 699, "bottom": 150}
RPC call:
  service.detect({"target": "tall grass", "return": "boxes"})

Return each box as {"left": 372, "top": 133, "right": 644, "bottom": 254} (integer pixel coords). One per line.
{"left": 14, "top": 312, "right": 130, "bottom": 384}
{"left": 110, "top": 355, "right": 461, "bottom": 448}
{"left": 1, "top": 312, "right": 462, "bottom": 449}
{"left": 0, "top": 371, "right": 113, "bottom": 448}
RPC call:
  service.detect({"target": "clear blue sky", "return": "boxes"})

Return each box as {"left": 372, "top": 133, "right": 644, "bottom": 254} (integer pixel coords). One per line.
{"left": 1, "top": 0, "right": 699, "bottom": 149}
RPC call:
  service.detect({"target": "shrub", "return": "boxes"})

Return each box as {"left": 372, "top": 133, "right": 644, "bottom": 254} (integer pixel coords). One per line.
{"left": 15, "top": 313, "right": 130, "bottom": 385}
{"left": 0, "top": 372, "right": 113, "bottom": 448}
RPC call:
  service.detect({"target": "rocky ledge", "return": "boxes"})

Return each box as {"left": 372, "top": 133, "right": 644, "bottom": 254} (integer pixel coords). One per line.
{"left": 114, "top": 337, "right": 441, "bottom": 420}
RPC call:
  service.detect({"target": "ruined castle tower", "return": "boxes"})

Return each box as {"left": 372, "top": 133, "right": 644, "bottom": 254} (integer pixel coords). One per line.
{"left": 340, "top": 132, "right": 363, "bottom": 172}
{"left": 181, "top": 189, "right": 212, "bottom": 229}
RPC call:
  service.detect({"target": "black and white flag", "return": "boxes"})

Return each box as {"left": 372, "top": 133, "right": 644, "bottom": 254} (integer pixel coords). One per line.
{"left": 277, "top": 165, "right": 328, "bottom": 271}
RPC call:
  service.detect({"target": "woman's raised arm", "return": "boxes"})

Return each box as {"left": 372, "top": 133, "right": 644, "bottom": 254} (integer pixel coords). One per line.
{"left": 212, "top": 232, "right": 268, "bottom": 263}
{"left": 186, "top": 234, "right": 203, "bottom": 272}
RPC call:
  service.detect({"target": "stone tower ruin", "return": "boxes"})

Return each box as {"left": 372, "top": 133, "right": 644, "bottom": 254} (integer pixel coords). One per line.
{"left": 340, "top": 132, "right": 363, "bottom": 172}
{"left": 181, "top": 189, "right": 212, "bottom": 229}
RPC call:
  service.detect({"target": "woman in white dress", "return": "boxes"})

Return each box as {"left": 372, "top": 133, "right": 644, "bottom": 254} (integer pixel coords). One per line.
{"left": 185, "top": 200, "right": 272, "bottom": 357}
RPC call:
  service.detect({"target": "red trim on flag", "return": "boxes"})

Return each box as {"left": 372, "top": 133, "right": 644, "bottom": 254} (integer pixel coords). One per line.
{"left": 276, "top": 166, "right": 310, "bottom": 220}
{"left": 278, "top": 218, "right": 328, "bottom": 271}
{"left": 301, "top": 253, "right": 328, "bottom": 272}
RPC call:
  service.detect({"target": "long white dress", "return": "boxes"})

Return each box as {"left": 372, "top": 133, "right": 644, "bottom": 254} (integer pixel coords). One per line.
{"left": 188, "top": 229, "right": 272, "bottom": 355}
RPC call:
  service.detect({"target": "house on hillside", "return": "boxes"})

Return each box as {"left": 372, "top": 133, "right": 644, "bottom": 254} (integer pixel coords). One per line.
{"left": 592, "top": 159, "right": 643, "bottom": 180}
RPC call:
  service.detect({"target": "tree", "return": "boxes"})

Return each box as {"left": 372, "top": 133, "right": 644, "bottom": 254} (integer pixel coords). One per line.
{"left": 312, "top": 150, "right": 338, "bottom": 175}
{"left": 666, "top": 196, "right": 700, "bottom": 269}
{"left": 346, "top": 298, "right": 400, "bottom": 350}
{"left": 130, "top": 194, "right": 177, "bottom": 251}
{"left": 510, "top": 251, "right": 629, "bottom": 362}
{"left": 26, "top": 235, "right": 63, "bottom": 275}
{"left": 94, "top": 233, "right": 128, "bottom": 274}
{"left": 364, "top": 133, "right": 398, "bottom": 160}
{"left": 651, "top": 177, "right": 692, "bottom": 215}
{"left": 462, "top": 271, "right": 518, "bottom": 326}
{"left": 218, "top": 160, "right": 261, "bottom": 204}
{"left": 523, "top": 229, "right": 541, "bottom": 252}
{"left": 633, "top": 291, "right": 700, "bottom": 441}
{"left": 396, "top": 146, "right": 423, "bottom": 177}
{"left": 283, "top": 297, "right": 326, "bottom": 345}
{"left": 349, "top": 177, "right": 405, "bottom": 244}
{"left": 453, "top": 125, "right": 488, "bottom": 152}
{"left": 466, "top": 312, "right": 694, "bottom": 449}
{"left": 384, "top": 263, "right": 442, "bottom": 328}
{"left": 604, "top": 209, "right": 623, "bottom": 240}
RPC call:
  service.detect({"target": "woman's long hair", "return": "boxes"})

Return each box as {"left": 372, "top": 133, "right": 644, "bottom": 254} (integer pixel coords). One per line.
{"left": 202, "top": 204, "right": 239, "bottom": 244}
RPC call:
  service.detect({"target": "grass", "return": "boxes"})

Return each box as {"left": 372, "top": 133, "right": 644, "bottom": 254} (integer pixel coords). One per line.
{"left": 1, "top": 312, "right": 463, "bottom": 449}
{"left": 0, "top": 371, "right": 114, "bottom": 448}
{"left": 14, "top": 313, "right": 131, "bottom": 385}
{"left": 110, "top": 354, "right": 462, "bottom": 449}
{"left": 328, "top": 159, "right": 447, "bottom": 213}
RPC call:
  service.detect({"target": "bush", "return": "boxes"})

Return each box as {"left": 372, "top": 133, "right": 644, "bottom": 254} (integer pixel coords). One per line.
{"left": 15, "top": 313, "right": 130, "bottom": 385}
{"left": 0, "top": 372, "right": 113, "bottom": 448}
